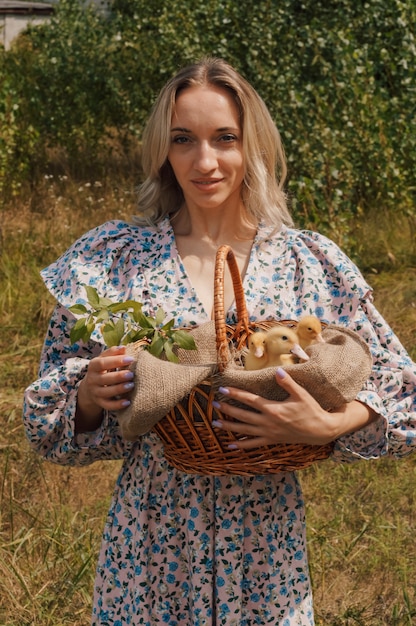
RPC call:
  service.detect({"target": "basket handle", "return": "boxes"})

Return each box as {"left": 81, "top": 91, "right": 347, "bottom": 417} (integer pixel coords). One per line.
{"left": 214, "top": 245, "right": 250, "bottom": 371}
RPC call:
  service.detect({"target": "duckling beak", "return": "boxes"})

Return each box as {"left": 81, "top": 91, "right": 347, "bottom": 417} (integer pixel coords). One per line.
{"left": 254, "top": 347, "right": 265, "bottom": 358}
{"left": 315, "top": 333, "right": 325, "bottom": 343}
{"left": 291, "top": 344, "right": 310, "bottom": 361}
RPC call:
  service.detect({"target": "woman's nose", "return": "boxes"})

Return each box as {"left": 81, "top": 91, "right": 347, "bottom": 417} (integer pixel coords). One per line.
{"left": 194, "top": 141, "right": 218, "bottom": 172}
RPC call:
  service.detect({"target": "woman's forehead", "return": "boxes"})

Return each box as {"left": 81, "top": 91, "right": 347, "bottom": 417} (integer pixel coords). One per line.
{"left": 171, "top": 85, "right": 241, "bottom": 128}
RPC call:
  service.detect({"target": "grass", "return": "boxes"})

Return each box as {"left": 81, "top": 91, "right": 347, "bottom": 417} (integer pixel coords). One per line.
{"left": 302, "top": 458, "right": 416, "bottom": 625}
{"left": 0, "top": 175, "right": 415, "bottom": 625}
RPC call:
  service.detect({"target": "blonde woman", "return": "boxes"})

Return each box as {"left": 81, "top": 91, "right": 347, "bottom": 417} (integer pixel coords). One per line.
{"left": 24, "top": 57, "right": 416, "bottom": 625}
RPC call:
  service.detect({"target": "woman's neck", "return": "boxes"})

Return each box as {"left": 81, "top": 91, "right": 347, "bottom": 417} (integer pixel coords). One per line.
{"left": 171, "top": 204, "right": 258, "bottom": 317}
{"left": 171, "top": 203, "right": 258, "bottom": 245}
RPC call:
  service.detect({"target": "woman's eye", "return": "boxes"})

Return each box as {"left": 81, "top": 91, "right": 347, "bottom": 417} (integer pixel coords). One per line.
{"left": 219, "top": 134, "right": 237, "bottom": 143}
{"left": 172, "top": 135, "right": 191, "bottom": 144}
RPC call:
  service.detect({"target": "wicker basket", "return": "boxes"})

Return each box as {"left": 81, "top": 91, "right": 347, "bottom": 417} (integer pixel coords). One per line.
{"left": 152, "top": 244, "right": 334, "bottom": 475}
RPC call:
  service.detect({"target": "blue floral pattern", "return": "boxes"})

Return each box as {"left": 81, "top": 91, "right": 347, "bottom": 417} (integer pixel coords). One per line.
{"left": 23, "top": 219, "right": 416, "bottom": 625}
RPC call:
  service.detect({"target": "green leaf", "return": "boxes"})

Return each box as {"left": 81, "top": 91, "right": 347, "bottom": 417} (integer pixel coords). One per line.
{"left": 86, "top": 321, "right": 96, "bottom": 336}
{"left": 172, "top": 330, "right": 197, "bottom": 351}
{"left": 68, "top": 303, "right": 88, "bottom": 315}
{"left": 131, "top": 305, "right": 146, "bottom": 323}
{"left": 161, "top": 318, "right": 175, "bottom": 332}
{"left": 98, "top": 296, "right": 117, "bottom": 308}
{"left": 135, "top": 327, "right": 154, "bottom": 340}
{"left": 155, "top": 307, "right": 166, "bottom": 326}
{"left": 163, "top": 340, "right": 179, "bottom": 363}
{"left": 95, "top": 309, "right": 110, "bottom": 322}
{"left": 70, "top": 318, "right": 91, "bottom": 344}
{"left": 148, "top": 334, "right": 164, "bottom": 358}
{"left": 84, "top": 285, "right": 100, "bottom": 307}
{"left": 101, "top": 317, "right": 125, "bottom": 347}
{"left": 108, "top": 300, "right": 142, "bottom": 315}
{"left": 124, "top": 329, "right": 148, "bottom": 344}
{"left": 136, "top": 310, "right": 155, "bottom": 328}
{"left": 83, "top": 285, "right": 114, "bottom": 309}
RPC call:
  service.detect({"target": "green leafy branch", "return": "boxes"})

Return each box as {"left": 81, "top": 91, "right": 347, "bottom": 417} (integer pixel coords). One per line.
{"left": 68, "top": 285, "right": 196, "bottom": 363}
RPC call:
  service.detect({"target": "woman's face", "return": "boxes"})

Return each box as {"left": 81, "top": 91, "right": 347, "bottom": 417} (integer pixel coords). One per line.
{"left": 167, "top": 84, "right": 245, "bottom": 215}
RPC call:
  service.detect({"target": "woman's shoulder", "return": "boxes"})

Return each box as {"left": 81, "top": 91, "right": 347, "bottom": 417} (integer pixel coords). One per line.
{"left": 41, "top": 218, "right": 170, "bottom": 306}
{"left": 278, "top": 226, "right": 373, "bottom": 297}
{"left": 60, "top": 219, "right": 162, "bottom": 255}
{"left": 283, "top": 226, "right": 358, "bottom": 265}
{"left": 283, "top": 225, "right": 343, "bottom": 250}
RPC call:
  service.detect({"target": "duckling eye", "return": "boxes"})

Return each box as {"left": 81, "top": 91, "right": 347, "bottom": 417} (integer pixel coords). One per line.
{"left": 281, "top": 335, "right": 289, "bottom": 341}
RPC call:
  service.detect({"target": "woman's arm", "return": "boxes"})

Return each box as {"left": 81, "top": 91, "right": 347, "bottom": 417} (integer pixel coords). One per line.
{"left": 212, "top": 297, "right": 416, "bottom": 458}
{"left": 211, "top": 368, "right": 379, "bottom": 449}
{"left": 23, "top": 304, "right": 134, "bottom": 465}
{"left": 75, "top": 346, "right": 136, "bottom": 434}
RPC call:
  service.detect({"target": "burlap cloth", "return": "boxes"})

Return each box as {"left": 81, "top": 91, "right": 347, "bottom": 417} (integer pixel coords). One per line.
{"left": 117, "top": 321, "right": 373, "bottom": 441}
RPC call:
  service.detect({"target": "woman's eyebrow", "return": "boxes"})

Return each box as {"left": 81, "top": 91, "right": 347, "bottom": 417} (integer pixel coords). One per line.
{"left": 170, "top": 126, "right": 192, "bottom": 132}
{"left": 170, "top": 126, "right": 239, "bottom": 132}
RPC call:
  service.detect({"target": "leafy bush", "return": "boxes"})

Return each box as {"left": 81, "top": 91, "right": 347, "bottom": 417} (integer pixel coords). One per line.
{"left": 2, "top": 2, "right": 116, "bottom": 172}
{"left": 1, "top": 0, "right": 415, "bottom": 248}
{"left": 0, "top": 52, "right": 39, "bottom": 197}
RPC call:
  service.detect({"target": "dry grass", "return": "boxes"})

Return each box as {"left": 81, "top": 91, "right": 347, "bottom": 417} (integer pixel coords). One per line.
{"left": 0, "top": 177, "right": 415, "bottom": 625}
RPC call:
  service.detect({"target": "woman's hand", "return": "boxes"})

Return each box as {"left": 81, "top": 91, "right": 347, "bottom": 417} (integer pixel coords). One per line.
{"left": 75, "top": 346, "right": 135, "bottom": 433}
{"left": 212, "top": 367, "right": 378, "bottom": 449}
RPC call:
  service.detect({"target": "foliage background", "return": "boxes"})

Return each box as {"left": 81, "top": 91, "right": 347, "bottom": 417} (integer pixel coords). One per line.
{"left": 0, "top": 1, "right": 415, "bottom": 624}
{"left": 1, "top": 0, "right": 415, "bottom": 259}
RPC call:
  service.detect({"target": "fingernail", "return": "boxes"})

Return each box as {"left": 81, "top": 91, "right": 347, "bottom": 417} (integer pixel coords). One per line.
{"left": 120, "top": 399, "right": 131, "bottom": 407}
{"left": 276, "top": 367, "right": 286, "bottom": 379}
{"left": 212, "top": 400, "right": 221, "bottom": 409}
{"left": 124, "top": 382, "right": 134, "bottom": 391}
{"left": 228, "top": 443, "right": 239, "bottom": 450}
{"left": 218, "top": 386, "right": 230, "bottom": 395}
{"left": 212, "top": 420, "right": 223, "bottom": 428}
{"left": 123, "top": 371, "right": 134, "bottom": 380}
{"left": 122, "top": 356, "right": 135, "bottom": 364}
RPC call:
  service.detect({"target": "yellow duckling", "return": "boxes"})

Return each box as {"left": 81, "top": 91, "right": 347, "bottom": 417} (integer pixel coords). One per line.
{"left": 263, "top": 326, "right": 309, "bottom": 367}
{"left": 244, "top": 326, "right": 309, "bottom": 370}
{"left": 296, "top": 315, "right": 324, "bottom": 350}
{"left": 244, "top": 331, "right": 269, "bottom": 370}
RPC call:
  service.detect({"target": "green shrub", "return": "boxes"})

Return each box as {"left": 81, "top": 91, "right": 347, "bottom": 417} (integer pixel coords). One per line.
{"left": 3, "top": 1, "right": 119, "bottom": 176}
{"left": 1, "top": 0, "right": 415, "bottom": 250}
{"left": 0, "top": 52, "right": 40, "bottom": 198}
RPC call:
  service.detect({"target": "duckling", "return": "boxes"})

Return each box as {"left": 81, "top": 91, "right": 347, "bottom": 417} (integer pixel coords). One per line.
{"left": 264, "top": 326, "right": 309, "bottom": 367}
{"left": 296, "top": 315, "right": 324, "bottom": 350}
{"left": 244, "top": 331, "right": 268, "bottom": 370}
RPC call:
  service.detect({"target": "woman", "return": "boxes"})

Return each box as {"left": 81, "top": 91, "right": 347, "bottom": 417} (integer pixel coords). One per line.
{"left": 23, "top": 57, "right": 416, "bottom": 625}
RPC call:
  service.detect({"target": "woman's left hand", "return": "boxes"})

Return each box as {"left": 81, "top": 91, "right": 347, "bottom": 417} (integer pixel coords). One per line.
{"left": 212, "top": 367, "right": 352, "bottom": 449}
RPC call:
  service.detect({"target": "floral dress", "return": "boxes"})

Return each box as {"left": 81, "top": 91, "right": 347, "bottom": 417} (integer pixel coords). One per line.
{"left": 23, "top": 219, "right": 416, "bottom": 626}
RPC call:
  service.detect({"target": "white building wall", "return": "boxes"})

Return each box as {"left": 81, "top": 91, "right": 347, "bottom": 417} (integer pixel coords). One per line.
{"left": 0, "top": 14, "right": 49, "bottom": 50}
{"left": 0, "top": 0, "right": 110, "bottom": 50}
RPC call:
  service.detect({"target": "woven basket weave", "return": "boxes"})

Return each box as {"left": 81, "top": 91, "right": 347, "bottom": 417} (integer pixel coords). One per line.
{"left": 151, "top": 244, "right": 337, "bottom": 475}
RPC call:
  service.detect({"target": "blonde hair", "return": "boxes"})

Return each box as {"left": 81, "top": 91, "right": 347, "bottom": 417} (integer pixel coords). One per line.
{"left": 134, "top": 57, "right": 293, "bottom": 228}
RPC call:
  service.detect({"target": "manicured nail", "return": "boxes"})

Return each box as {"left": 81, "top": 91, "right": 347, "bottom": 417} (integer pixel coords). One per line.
{"left": 212, "top": 400, "right": 221, "bottom": 409}
{"left": 228, "top": 443, "right": 239, "bottom": 450}
{"left": 120, "top": 399, "right": 131, "bottom": 407}
{"left": 124, "top": 382, "right": 134, "bottom": 391}
{"left": 276, "top": 367, "right": 286, "bottom": 379}
{"left": 123, "top": 371, "right": 134, "bottom": 380}
{"left": 218, "top": 386, "right": 230, "bottom": 395}
{"left": 122, "top": 356, "right": 135, "bottom": 364}
{"left": 212, "top": 420, "right": 223, "bottom": 428}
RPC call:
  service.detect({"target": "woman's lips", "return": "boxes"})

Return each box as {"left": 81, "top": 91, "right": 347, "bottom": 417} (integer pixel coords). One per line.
{"left": 192, "top": 178, "right": 223, "bottom": 190}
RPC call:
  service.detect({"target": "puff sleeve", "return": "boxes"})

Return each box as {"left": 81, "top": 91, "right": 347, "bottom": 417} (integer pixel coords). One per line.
{"left": 22, "top": 220, "right": 153, "bottom": 465}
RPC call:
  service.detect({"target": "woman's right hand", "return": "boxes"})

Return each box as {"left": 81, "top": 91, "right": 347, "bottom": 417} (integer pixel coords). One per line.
{"left": 75, "top": 346, "right": 136, "bottom": 433}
